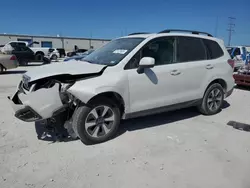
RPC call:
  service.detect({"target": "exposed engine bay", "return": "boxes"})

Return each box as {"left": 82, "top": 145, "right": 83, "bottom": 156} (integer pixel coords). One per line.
{"left": 21, "top": 78, "right": 79, "bottom": 141}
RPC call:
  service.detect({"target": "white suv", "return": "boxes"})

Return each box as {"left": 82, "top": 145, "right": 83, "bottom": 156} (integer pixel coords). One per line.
{"left": 8, "top": 30, "right": 235, "bottom": 145}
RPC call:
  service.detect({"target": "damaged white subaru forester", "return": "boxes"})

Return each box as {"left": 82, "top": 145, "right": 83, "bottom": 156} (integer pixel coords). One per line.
{"left": 8, "top": 30, "right": 235, "bottom": 145}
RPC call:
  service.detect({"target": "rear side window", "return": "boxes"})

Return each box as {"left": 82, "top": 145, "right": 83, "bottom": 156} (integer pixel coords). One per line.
{"left": 10, "top": 42, "right": 26, "bottom": 47}
{"left": 177, "top": 36, "right": 206, "bottom": 63}
{"left": 203, "top": 39, "right": 224, "bottom": 59}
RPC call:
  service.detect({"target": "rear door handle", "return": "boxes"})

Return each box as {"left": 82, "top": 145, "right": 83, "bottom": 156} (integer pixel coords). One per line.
{"left": 170, "top": 70, "right": 181, "bottom": 76}
{"left": 206, "top": 64, "right": 214, "bottom": 69}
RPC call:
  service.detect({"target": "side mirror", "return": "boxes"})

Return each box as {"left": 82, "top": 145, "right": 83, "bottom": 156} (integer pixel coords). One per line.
{"left": 137, "top": 57, "right": 155, "bottom": 74}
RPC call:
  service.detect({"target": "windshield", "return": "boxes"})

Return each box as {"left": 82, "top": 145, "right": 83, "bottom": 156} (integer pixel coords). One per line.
{"left": 82, "top": 37, "right": 144, "bottom": 65}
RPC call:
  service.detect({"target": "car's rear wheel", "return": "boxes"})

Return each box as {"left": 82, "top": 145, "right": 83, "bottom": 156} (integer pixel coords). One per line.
{"left": 72, "top": 98, "right": 121, "bottom": 145}
{"left": 198, "top": 83, "right": 224, "bottom": 115}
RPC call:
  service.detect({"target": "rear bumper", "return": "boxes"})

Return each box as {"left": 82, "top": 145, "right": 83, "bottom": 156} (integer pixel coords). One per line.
{"left": 2, "top": 60, "right": 18, "bottom": 70}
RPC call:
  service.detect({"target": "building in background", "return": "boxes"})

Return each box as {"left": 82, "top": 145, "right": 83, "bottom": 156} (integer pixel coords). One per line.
{"left": 0, "top": 33, "right": 110, "bottom": 51}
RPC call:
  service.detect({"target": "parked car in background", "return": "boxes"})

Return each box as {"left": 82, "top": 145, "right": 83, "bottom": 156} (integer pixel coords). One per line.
{"left": 11, "top": 45, "right": 35, "bottom": 66}
{"left": 1, "top": 41, "right": 50, "bottom": 61}
{"left": 8, "top": 29, "right": 234, "bottom": 145}
{"left": 66, "top": 48, "right": 88, "bottom": 57}
{"left": 11, "top": 45, "right": 51, "bottom": 66}
{"left": 227, "top": 46, "right": 248, "bottom": 70}
{"left": 0, "top": 53, "right": 18, "bottom": 73}
{"left": 64, "top": 49, "right": 94, "bottom": 61}
{"left": 48, "top": 48, "right": 66, "bottom": 60}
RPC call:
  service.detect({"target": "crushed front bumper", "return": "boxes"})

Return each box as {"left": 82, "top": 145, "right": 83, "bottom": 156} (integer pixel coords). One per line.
{"left": 8, "top": 82, "right": 64, "bottom": 122}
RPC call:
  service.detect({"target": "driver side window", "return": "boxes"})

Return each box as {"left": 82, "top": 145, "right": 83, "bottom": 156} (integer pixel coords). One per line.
{"left": 124, "top": 37, "right": 176, "bottom": 69}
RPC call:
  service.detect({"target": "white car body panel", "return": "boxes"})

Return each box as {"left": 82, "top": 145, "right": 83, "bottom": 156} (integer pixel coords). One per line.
{"left": 67, "top": 69, "right": 130, "bottom": 113}
{"left": 12, "top": 83, "right": 63, "bottom": 119}
{"left": 126, "top": 62, "right": 205, "bottom": 113}
{"left": 30, "top": 47, "right": 50, "bottom": 56}
{"left": 24, "top": 61, "right": 106, "bottom": 82}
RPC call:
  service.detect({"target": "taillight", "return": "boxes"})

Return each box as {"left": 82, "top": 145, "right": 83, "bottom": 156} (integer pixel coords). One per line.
{"left": 227, "top": 59, "right": 235, "bottom": 69}
{"left": 10, "top": 55, "right": 16, "bottom": 60}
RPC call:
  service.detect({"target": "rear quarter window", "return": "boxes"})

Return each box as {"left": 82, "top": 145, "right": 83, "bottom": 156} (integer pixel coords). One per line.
{"left": 203, "top": 39, "right": 224, "bottom": 59}
{"left": 177, "top": 36, "right": 206, "bottom": 62}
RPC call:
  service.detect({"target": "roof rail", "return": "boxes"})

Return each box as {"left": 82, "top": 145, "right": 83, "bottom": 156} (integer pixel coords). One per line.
{"left": 128, "top": 32, "right": 150, "bottom": 36}
{"left": 158, "top": 29, "right": 213, "bottom": 37}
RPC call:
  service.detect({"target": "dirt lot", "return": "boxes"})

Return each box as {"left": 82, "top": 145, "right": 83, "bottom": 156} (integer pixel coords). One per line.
{"left": 1, "top": 66, "right": 250, "bottom": 188}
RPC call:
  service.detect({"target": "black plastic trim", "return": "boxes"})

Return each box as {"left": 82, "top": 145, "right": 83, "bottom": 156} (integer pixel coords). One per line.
{"left": 15, "top": 106, "right": 42, "bottom": 122}
{"left": 158, "top": 29, "right": 213, "bottom": 37}
{"left": 124, "top": 99, "right": 201, "bottom": 119}
{"left": 128, "top": 32, "right": 150, "bottom": 36}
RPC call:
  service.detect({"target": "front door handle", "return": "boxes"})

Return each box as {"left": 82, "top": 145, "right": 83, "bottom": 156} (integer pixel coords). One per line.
{"left": 206, "top": 64, "right": 214, "bottom": 69}
{"left": 170, "top": 70, "right": 181, "bottom": 76}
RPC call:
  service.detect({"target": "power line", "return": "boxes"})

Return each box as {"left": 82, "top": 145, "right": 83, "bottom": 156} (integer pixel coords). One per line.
{"left": 227, "top": 17, "right": 236, "bottom": 46}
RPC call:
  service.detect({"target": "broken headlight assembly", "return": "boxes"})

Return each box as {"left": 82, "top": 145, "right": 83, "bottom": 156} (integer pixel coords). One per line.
{"left": 59, "top": 82, "right": 76, "bottom": 105}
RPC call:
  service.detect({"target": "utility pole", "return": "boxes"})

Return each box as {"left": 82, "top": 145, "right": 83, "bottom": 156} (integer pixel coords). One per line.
{"left": 227, "top": 17, "right": 236, "bottom": 46}
{"left": 89, "top": 31, "right": 92, "bottom": 49}
{"left": 214, "top": 16, "right": 218, "bottom": 37}
{"left": 60, "top": 32, "right": 64, "bottom": 49}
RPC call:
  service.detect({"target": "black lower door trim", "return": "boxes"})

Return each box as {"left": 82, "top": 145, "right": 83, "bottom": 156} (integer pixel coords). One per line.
{"left": 124, "top": 99, "right": 201, "bottom": 119}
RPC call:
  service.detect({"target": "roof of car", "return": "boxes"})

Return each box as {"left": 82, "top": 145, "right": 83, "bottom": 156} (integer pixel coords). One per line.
{"left": 122, "top": 32, "right": 216, "bottom": 41}
{"left": 227, "top": 46, "right": 245, "bottom": 48}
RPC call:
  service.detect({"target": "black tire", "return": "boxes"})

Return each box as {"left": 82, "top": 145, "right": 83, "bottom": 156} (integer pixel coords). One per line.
{"left": 51, "top": 54, "right": 57, "bottom": 60}
{"left": 72, "top": 97, "right": 121, "bottom": 145}
{"left": 198, "top": 83, "right": 224, "bottom": 115}
{"left": 35, "top": 53, "right": 44, "bottom": 61}
{"left": 0, "top": 64, "right": 4, "bottom": 74}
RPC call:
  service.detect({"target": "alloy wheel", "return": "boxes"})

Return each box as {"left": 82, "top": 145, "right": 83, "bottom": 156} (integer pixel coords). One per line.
{"left": 85, "top": 105, "right": 115, "bottom": 138}
{"left": 207, "top": 88, "right": 223, "bottom": 111}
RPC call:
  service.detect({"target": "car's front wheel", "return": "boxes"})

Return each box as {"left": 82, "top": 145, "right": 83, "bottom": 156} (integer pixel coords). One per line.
{"left": 51, "top": 54, "right": 58, "bottom": 60}
{"left": 198, "top": 83, "right": 224, "bottom": 115}
{"left": 72, "top": 98, "right": 121, "bottom": 145}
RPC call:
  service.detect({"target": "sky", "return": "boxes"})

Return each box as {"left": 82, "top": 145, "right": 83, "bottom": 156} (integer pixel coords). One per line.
{"left": 0, "top": 0, "right": 249, "bottom": 45}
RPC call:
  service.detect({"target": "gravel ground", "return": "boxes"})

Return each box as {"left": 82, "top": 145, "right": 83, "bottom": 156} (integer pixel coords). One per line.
{"left": 0, "top": 66, "right": 250, "bottom": 188}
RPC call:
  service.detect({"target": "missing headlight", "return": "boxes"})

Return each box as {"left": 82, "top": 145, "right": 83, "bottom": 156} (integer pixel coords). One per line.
{"left": 59, "top": 83, "right": 75, "bottom": 104}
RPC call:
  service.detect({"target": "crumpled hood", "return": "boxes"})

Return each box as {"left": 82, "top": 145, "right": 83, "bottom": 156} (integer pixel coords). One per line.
{"left": 24, "top": 60, "right": 106, "bottom": 82}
